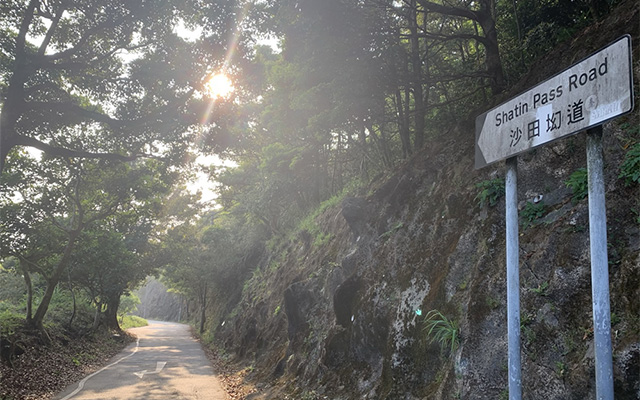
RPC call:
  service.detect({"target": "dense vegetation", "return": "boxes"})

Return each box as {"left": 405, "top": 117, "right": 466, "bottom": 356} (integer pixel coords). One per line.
{"left": 153, "top": 0, "right": 630, "bottom": 340}
{"left": 0, "top": 0, "right": 636, "bottom": 397}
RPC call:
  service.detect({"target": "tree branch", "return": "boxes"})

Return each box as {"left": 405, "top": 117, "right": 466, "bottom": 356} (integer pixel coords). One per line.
{"left": 429, "top": 85, "right": 490, "bottom": 109}
{"left": 416, "top": 0, "right": 479, "bottom": 21}
{"left": 24, "top": 101, "right": 125, "bottom": 127}
{"left": 37, "top": 3, "right": 65, "bottom": 56}
{"left": 428, "top": 71, "right": 493, "bottom": 83}
{"left": 42, "top": 15, "right": 132, "bottom": 61}
{"left": 14, "top": 135, "right": 169, "bottom": 165}
{"left": 400, "top": 31, "right": 490, "bottom": 46}
{"left": 16, "top": 0, "right": 39, "bottom": 59}
{"left": 14, "top": 135, "right": 135, "bottom": 161}
{"left": 16, "top": 254, "right": 47, "bottom": 276}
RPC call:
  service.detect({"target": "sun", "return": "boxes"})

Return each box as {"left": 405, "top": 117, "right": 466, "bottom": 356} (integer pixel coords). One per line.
{"left": 205, "top": 73, "right": 235, "bottom": 99}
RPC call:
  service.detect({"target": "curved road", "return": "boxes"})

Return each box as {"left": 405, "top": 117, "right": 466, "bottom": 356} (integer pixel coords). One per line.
{"left": 53, "top": 321, "right": 228, "bottom": 400}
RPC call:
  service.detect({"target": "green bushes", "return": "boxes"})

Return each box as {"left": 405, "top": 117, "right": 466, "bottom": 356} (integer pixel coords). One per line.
{"left": 0, "top": 309, "right": 24, "bottom": 336}
{"left": 119, "top": 315, "right": 148, "bottom": 330}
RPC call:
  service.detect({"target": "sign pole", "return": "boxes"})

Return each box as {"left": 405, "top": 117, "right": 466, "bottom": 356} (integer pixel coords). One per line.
{"left": 505, "top": 156, "right": 522, "bottom": 400}
{"left": 476, "top": 37, "right": 632, "bottom": 398}
{"left": 585, "top": 125, "right": 614, "bottom": 400}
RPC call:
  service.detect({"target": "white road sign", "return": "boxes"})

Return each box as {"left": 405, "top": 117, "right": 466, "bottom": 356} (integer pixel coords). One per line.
{"left": 475, "top": 35, "right": 633, "bottom": 169}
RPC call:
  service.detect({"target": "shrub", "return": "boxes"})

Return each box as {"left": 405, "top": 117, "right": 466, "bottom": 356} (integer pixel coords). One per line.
{"left": 475, "top": 178, "right": 505, "bottom": 208}
{"left": 521, "top": 201, "right": 546, "bottom": 229}
{"left": 118, "top": 294, "right": 141, "bottom": 321}
{"left": 0, "top": 309, "right": 24, "bottom": 336}
{"left": 120, "top": 315, "right": 148, "bottom": 330}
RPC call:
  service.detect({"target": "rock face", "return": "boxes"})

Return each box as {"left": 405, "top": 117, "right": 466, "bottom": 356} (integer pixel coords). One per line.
{"left": 215, "top": 4, "right": 640, "bottom": 399}
{"left": 217, "top": 118, "right": 639, "bottom": 399}
{"left": 134, "top": 278, "right": 183, "bottom": 322}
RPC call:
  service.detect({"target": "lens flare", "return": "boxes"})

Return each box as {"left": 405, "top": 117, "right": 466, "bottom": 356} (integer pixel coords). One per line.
{"left": 205, "top": 73, "right": 234, "bottom": 100}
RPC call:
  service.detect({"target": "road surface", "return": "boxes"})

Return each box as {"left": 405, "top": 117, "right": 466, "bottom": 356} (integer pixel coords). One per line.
{"left": 52, "top": 321, "right": 228, "bottom": 400}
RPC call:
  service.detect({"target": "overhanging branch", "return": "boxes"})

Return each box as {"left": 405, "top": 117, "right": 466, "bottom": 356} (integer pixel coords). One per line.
{"left": 14, "top": 135, "right": 137, "bottom": 162}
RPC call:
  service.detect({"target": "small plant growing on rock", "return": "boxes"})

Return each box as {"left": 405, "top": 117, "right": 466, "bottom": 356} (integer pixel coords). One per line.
{"left": 565, "top": 168, "right": 588, "bottom": 203}
{"left": 555, "top": 361, "right": 567, "bottom": 378}
{"left": 531, "top": 281, "right": 549, "bottom": 296}
{"left": 619, "top": 142, "right": 640, "bottom": 186}
{"left": 475, "top": 178, "right": 505, "bottom": 208}
{"left": 423, "top": 309, "right": 459, "bottom": 354}
{"left": 521, "top": 201, "right": 546, "bottom": 229}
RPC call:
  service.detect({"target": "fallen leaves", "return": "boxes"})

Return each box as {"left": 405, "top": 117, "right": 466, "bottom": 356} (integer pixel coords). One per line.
{"left": 199, "top": 340, "right": 258, "bottom": 400}
{"left": 0, "top": 330, "right": 134, "bottom": 400}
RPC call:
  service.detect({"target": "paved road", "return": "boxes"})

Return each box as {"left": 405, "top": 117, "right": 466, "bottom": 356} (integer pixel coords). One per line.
{"left": 53, "top": 321, "right": 228, "bottom": 400}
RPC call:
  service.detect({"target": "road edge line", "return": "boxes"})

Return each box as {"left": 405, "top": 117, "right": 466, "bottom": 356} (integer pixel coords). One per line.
{"left": 59, "top": 337, "right": 141, "bottom": 400}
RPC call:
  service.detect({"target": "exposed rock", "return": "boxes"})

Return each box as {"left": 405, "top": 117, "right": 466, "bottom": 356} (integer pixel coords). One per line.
{"left": 134, "top": 277, "right": 183, "bottom": 322}
{"left": 214, "top": 2, "right": 640, "bottom": 398}
{"left": 341, "top": 197, "right": 369, "bottom": 241}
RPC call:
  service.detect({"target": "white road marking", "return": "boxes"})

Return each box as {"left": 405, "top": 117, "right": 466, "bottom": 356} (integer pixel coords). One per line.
{"left": 60, "top": 338, "right": 140, "bottom": 400}
{"left": 133, "top": 361, "right": 167, "bottom": 379}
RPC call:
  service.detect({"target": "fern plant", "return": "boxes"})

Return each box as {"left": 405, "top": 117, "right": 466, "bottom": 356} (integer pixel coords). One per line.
{"left": 423, "top": 309, "right": 460, "bottom": 354}
{"left": 565, "top": 168, "right": 588, "bottom": 203}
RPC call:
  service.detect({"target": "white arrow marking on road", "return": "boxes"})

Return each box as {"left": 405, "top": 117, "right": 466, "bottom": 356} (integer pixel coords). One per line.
{"left": 133, "top": 361, "right": 167, "bottom": 379}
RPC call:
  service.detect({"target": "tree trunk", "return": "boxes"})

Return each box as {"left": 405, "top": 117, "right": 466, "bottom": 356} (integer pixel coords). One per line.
{"left": 395, "top": 89, "right": 412, "bottom": 158}
{"left": 409, "top": 0, "right": 426, "bottom": 150}
{"left": 0, "top": 0, "right": 38, "bottom": 174}
{"left": 367, "top": 122, "right": 393, "bottom": 169}
{"left": 104, "top": 295, "right": 122, "bottom": 331}
{"left": 20, "top": 265, "right": 33, "bottom": 324}
{"left": 67, "top": 268, "right": 76, "bottom": 328}
{"left": 93, "top": 302, "right": 103, "bottom": 330}
{"left": 29, "top": 230, "right": 80, "bottom": 333}
{"left": 416, "top": 0, "right": 505, "bottom": 95}
{"left": 477, "top": 0, "right": 505, "bottom": 94}
{"left": 358, "top": 124, "right": 368, "bottom": 180}
{"left": 199, "top": 285, "right": 207, "bottom": 335}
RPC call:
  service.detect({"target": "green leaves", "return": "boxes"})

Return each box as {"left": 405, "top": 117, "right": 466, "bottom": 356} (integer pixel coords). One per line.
{"left": 565, "top": 168, "right": 588, "bottom": 203}
{"left": 521, "top": 201, "right": 547, "bottom": 229}
{"left": 1, "top": 0, "right": 246, "bottom": 173}
{"left": 619, "top": 143, "right": 640, "bottom": 186}
{"left": 475, "top": 178, "right": 505, "bottom": 208}
{"left": 423, "top": 309, "right": 460, "bottom": 355}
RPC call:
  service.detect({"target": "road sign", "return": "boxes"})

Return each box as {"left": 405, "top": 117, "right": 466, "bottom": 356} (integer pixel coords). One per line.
{"left": 475, "top": 35, "right": 633, "bottom": 169}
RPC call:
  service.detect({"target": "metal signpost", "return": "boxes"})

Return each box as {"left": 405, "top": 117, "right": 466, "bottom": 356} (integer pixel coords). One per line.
{"left": 475, "top": 35, "right": 633, "bottom": 400}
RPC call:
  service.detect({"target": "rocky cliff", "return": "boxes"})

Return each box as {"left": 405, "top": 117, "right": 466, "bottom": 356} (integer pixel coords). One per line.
{"left": 213, "top": 3, "right": 640, "bottom": 399}
{"left": 134, "top": 278, "right": 183, "bottom": 322}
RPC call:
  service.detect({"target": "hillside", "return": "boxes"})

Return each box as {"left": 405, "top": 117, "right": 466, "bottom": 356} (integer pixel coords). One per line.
{"left": 205, "top": 2, "right": 640, "bottom": 399}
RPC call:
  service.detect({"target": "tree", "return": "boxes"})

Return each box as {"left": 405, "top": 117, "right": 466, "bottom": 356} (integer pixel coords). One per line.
{"left": 415, "top": 0, "right": 505, "bottom": 94}
{"left": 0, "top": 152, "right": 172, "bottom": 335}
{"left": 160, "top": 222, "right": 212, "bottom": 334}
{"left": 69, "top": 228, "right": 136, "bottom": 330}
{"left": 0, "top": 0, "right": 244, "bottom": 173}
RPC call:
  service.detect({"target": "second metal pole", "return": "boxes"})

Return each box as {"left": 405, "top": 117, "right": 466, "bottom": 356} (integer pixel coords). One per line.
{"left": 586, "top": 125, "right": 614, "bottom": 400}
{"left": 505, "top": 156, "right": 522, "bottom": 400}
